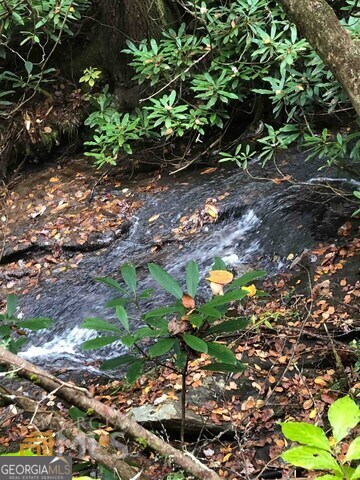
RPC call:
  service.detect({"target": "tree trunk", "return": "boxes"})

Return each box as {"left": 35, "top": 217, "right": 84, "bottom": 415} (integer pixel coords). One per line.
{"left": 277, "top": 0, "right": 360, "bottom": 116}
{"left": 100, "top": 0, "right": 179, "bottom": 109}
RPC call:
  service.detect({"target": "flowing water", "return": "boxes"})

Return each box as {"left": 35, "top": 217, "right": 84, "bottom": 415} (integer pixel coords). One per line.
{"left": 15, "top": 152, "right": 356, "bottom": 372}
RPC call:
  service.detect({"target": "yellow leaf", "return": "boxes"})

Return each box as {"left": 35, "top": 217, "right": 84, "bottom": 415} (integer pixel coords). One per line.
{"left": 206, "top": 270, "right": 233, "bottom": 285}
{"left": 222, "top": 453, "right": 232, "bottom": 462}
{"left": 241, "top": 284, "right": 256, "bottom": 297}
{"left": 148, "top": 214, "right": 160, "bottom": 223}
{"left": 205, "top": 204, "right": 218, "bottom": 219}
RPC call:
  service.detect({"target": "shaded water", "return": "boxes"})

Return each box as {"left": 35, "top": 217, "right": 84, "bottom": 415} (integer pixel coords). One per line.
{"left": 17, "top": 153, "right": 355, "bottom": 371}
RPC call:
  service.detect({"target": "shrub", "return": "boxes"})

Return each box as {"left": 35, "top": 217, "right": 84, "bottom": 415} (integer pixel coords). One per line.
{"left": 83, "top": 0, "right": 359, "bottom": 168}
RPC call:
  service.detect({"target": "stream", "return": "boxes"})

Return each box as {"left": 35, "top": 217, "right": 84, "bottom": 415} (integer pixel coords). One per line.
{"left": 8, "top": 151, "right": 356, "bottom": 372}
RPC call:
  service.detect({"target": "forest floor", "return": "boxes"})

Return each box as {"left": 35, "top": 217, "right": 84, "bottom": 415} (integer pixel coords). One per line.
{"left": 0, "top": 155, "right": 359, "bottom": 479}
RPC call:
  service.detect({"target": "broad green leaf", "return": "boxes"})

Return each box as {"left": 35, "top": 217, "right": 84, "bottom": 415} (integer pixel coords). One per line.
{"left": 186, "top": 260, "right": 199, "bottom": 298}
{"left": 207, "top": 342, "right": 236, "bottom": 364}
{"left": 138, "top": 288, "right": 153, "bottom": 299}
{"left": 105, "top": 298, "right": 128, "bottom": 308}
{"left": 95, "top": 277, "right": 127, "bottom": 294}
{"left": 144, "top": 305, "right": 184, "bottom": 319}
{"left": 6, "top": 294, "right": 17, "bottom": 317}
{"left": 148, "top": 338, "right": 175, "bottom": 357}
{"left": 183, "top": 334, "right": 208, "bottom": 353}
{"left": 121, "top": 334, "right": 135, "bottom": 347}
{"left": 100, "top": 354, "right": 137, "bottom": 370}
{"left": 344, "top": 466, "right": 355, "bottom": 479}
{"left": 205, "top": 318, "right": 250, "bottom": 336}
{"left": 201, "top": 362, "right": 246, "bottom": 373}
{"left": 82, "top": 336, "right": 119, "bottom": 350}
{"left": 188, "top": 314, "right": 205, "bottom": 329}
{"left": 81, "top": 318, "right": 122, "bottom": 333}
{"left": 316, "top": 476, "right": 341, "bottom": 480}
{"left": 212, "top": 257, "right": 227, "bottom": 270}
{"left": 281, "top": 422, "right": 331, "bottom": 451}
{"left": 133, "top": 326, "right": 167, "bottom": 341}
{"left": 281, "top": 446, "right": 342, "bottom": 474}
{"left": 145, "top": 318, "right": 168, "bottom": 329}
{"left": 126, "top": 360, "right": 145, "bottom": 383}
{"left": 120, "top": 263, "right": 137, "bottom": 293}
{"left": 198, "top": 305, "right": 223, "bottom": 319}
{"left": 328, "top": 396, "right": 360, "bottom": 444}
{"left": 116, "top": 306, "right": 129, "bottom": 331}
{"left": 17, "top": 317, "right": 53, "bottom": 331}
{"left": 229, "top": 270, "right": 266, "bottom": 289}
{"left": 205, "top": 289, "right": 247, "bottom": 307}
{"left": 350, "top": 465, "right": 360, "bottom": 480}
{"left": 346, "top": 437, "right": 360, "bottom": 461}
{"left": 148, "top": 263, "right": 183, "bottom": 299}
{"left": 69, "top": 406, "right": 87, "bottom": 420}
{"left": 0, "top": 325, "right": 11, "bottom": 337}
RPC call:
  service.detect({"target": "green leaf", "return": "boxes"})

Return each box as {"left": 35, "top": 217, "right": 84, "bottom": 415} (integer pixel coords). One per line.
{"left": 116, "top": 306, "right": 129, "bottom": 331}
{"left": 205, "top": 318, "right": 250, "bottom": 336}
{"left": 351, "top": 465, "right": 360, "bottom": 480}
{"left": 281, "top": 422, "right": 331, "bottom": 451}
{"left": 281, "top": 446, "right": 342, "bottom": 474}
{"left": 6, "top": 294, "right": 17, "bottom": 318}
{"left": 186, "top": 260, "right": 199, "bottom": 298}
{"left": 82, "top": 336, "right": 119, "bottom": 350}
{"left": 0, "top": 325, "right": 11, "bottom": 337}
{"left": 120, "top": 263, "right": 137, "bottom": 293}
{"left": 95, "top": 277, "right": 127, "bottom": 294}
{"left": 148, "top": 263, "right": 183, "bottom": 299}
{"left": 145, "top": 317, "right": 168, "bottom": 330}
{"left": 0, "top": 450, "right": 35, "bottom": 456}
{"left": 212, "top": 257, "right": 227, "bottom": 270}
{"left": 198, "top": 305, "right": 223, "bottom": 319}
{"left": 17, "top": 317, "right": 53, "bottom": 331}
{"left": 11, "top": 11, "right": 24, "bottom": 24}
{"left": 69, "top": 406, "right": 87, "bottom": 420}
{"left": 316, "top": 476, "right": 341, "bottom": 480}
{"left": 201, "top": 362, "right": 246, "bottom": 373}
{"left": 121, "top": 334, "right": 135, "bottom": 347}
{"left": 144, "top": 305, "right": 184, "bottom": 319}
{"left": 229, "top": 270, "right": 266, "bottom": 289}
{"left": 205, "top": 289, "right": 247, "bottom": 307}
{"left": 133, "top": 326, "right": 166, "bottom": 341}
{"left": 148, "top": 338, "right": 175, "bottom": 357}
{"left": 24, "top": 61, "right": 33, "bottom": 75}
{"left": 328, "top": 396, "right": 360, "bottom": 444}
{"left": 138, "top": 288, "right": 153, "bottom": 299}
{"left": 100, "top": 354, "right": 137, "bottom": 370}
{"left": 188, "top": 314, "right": 205, "bottom": 329}
{"left": 126, "top": 360, "right": 145, "bottom": 384}
{"left": 207, "top": 342, "right": 236, "bottom": 364}
{"left": 183, "top": 334, "right": 208, "bottom": 353}
{"left": 81, "top": 318, "right": 122, "bottom": 333}
{"left": 346, "top": 437, "right": 360, "bottom": 461}
{"left": 105, "top": 298, "right": 128, "bottom": 308}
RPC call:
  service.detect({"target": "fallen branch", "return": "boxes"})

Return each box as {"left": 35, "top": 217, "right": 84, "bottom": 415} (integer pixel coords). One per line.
{"left": 0, "top": 383, "right": 146, "bottom": 480}
{"left": 0, "top": 347, "right": 222, "bottom": 480}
